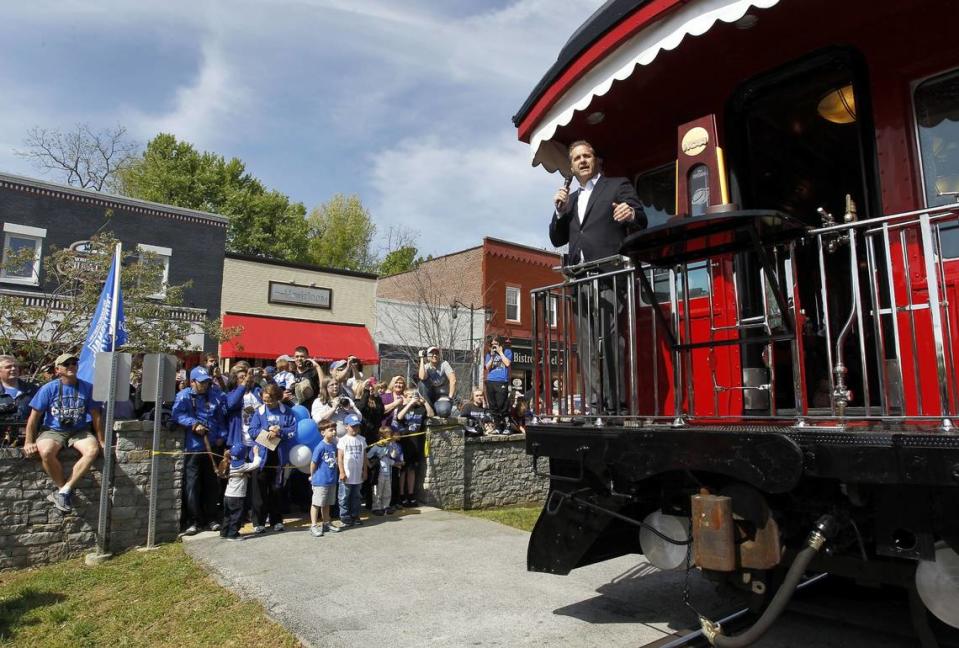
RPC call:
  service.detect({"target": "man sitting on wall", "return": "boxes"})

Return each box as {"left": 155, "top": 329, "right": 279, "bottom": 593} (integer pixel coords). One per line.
{"left": 417, "top": 346, "right": 456, "bottom": 417}
{"left": 22, "top": 353, "right": 103, "bottom": 513}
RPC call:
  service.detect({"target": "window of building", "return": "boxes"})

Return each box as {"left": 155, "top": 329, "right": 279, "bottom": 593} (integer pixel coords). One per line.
{"left": 137, "top": 244, "right": 171, "bottom": 299}
{"left": 0, "top": 223, "right": 45, "bottom": 286}
{"left": 547, "top": 295, "right": 558, "bottom": 328}
{"left": 915, "top": 68, "right": 959, "bottom": 256}
{"left": 505, "top": 286, "right": 521, "bottom": 322}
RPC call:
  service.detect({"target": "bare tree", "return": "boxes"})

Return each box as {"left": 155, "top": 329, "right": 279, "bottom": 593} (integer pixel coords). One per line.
{"left": 15, "top": 124, "right": 138, "bottom": 192}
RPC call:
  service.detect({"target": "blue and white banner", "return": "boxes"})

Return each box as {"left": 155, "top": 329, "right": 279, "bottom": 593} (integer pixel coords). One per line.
{"left": 78, "top": 245, "right": 127, "bottom": 383}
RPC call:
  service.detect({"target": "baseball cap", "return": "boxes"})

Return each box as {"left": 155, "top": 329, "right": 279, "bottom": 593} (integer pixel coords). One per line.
{"left": 229, "top": 443, "right": 248, "bottom": 469}
{"left": 190, "top": 366, "right": 213, "bottom": 382}
{"left": 263, "top": 366, "right": 276, "bottom": 375}
{"left": 330, "top": 359, "right": 347, "bottom": 370}
{"left": 276, "top": 354, "right": 291, "bottom": 363}
{"left": 55, "top": 353, "right": 78, "bottom": 366}
{"left": 426, "top": 346, "right": 439, "bottom": 355}
{"left": 344, "top": 413, "right": 361, "bottom": 427}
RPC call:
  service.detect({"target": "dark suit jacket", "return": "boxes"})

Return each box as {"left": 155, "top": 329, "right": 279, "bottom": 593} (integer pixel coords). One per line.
{"left": 549, "top": 175, "right": 646, "bottom": 263}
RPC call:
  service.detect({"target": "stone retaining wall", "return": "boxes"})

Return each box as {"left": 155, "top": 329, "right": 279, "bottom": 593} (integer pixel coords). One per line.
{"left": 0, "top": 420, "right": 182, "bottom": 571}
{"left": 422, "top": 426, "right": 548, "bottom": 509}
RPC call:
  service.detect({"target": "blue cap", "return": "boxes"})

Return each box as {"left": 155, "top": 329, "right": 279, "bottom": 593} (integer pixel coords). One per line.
{"left": 264, "top": 366, "right": 276, "bottom": 375}
{"left": 229, "top": 443, "right": 248, "bottom": 469}
{"left": 330, "top": 359, "right": 347, "bottom": 370}
{"left": 190, "top": 366, "right": 212, "bottom": 382}
{"left": 344, "top": 413, "right": 361, "bottom": 427}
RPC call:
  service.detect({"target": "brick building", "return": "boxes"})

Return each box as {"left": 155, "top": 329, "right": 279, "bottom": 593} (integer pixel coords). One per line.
{"left": 0, "top": 172, "right": 226, "bottom": 352}
{"left": 375, "top": 238, "right": 563, "bottom": 395}
{"left": 218, "top": 254, "right": 379, "bottom": 369}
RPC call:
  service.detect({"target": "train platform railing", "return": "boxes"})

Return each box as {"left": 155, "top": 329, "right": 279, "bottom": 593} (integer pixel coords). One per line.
{"left": 529, "top": 202, "right": 959, "bottom": 429}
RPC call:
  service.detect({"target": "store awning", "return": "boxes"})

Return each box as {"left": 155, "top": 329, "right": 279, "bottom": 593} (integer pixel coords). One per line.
{"left": 521, "top": 0, "right": 781, "bottom": 172}
{"left": 219, "top": 313, "right": 379, "bottom": 364}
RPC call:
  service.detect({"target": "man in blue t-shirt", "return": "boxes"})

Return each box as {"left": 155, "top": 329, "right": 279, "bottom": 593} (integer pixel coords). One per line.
{"left": 23, "top": 353, "right": 103, "bottom": 513}
{"left": 484, "top": 336, "right": 513, "bottom": 431}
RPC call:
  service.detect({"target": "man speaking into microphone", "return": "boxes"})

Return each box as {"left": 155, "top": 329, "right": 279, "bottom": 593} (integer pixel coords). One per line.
{"left": 548, "top": 140, "right": 645, "bottom": 414}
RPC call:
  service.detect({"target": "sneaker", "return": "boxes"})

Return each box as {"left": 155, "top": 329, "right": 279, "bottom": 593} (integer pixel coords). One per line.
{"left": 225, "top": 536, "right": 243, "bottom": 542}
{"left": 372, "top": 509, "right": 384, "bottom": 516}
{"left": 385, "top": 507, "right": 395, "bottom": 515}
{"left": 407, "top": 499, "right": 418, "bottom": 507}
{"left": 208, "top": 522, "right": 222, "bottom": 532}
{"left": 273, "top": 522, "right": 285, "bottom": 532}
{"left": 354, "top": 518, "right": 363, "bottom": 526}
{"left": 253, "top": 525, "right": 266, "bottom": 534}
{"left": 326, "top": 523, "right": 341, "bottom": 533}
{"left": 181, "top": 525, "right": 199, "bottom": 536}
{"left": 47, "top": 490, "right": 73, "bottom": 513}
{"left": 310, "top": 525, "right": 323, "bottom": 537}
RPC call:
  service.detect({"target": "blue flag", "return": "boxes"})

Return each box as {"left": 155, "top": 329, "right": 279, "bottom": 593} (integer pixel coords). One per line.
{"left": 78, "top": 246, "right": 127, "bottom": 384}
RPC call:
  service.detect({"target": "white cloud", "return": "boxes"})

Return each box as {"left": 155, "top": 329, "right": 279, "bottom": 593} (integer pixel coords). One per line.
{"left": 368, "top": 131, "right": 563, "bottom": 257}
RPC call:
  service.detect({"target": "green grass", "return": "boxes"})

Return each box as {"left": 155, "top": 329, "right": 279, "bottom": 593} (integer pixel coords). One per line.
{"left": 463, "top": 505, "right": 543, "bottom": 532}
{"left": 0, "top": 543, "right": 300, "bottom": 648}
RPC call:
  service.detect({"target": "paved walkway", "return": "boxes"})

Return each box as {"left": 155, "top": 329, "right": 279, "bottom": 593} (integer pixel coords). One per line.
{"left": 182, "top": 508, "right": 916, "bottom": 648}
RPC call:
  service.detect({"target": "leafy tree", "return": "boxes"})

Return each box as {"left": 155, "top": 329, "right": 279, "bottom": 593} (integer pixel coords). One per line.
{"left": 306, "top": 194, "right": 378, "bottom": 272}
{"left": 0, "top": 230, "right": 233, "bottom": 379}
{"left": 118, "top": 134, "right": 309, "bottom": 261}
{"left": 15, "top": 123, "right": 138, "bottom": 192}
{"left": 379, "top": 245, "right": 419, "bottom": 277}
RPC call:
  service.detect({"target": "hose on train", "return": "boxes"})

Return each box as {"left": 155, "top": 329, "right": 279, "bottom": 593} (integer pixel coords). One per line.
{"left": 701, "top": 515, "right": 838, "bottom": 648}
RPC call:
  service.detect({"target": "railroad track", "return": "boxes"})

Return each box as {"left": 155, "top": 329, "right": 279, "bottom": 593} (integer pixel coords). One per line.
{"left": 640, "top": 575, "right": 959, "bottom": 648}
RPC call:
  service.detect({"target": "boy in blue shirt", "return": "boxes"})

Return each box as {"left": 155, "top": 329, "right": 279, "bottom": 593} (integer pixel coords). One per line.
{"left": 309, "top": 421, "right": 339, "bottom": 537}
{"left": 23, "top": 353, "right": 103, "bottom": 513}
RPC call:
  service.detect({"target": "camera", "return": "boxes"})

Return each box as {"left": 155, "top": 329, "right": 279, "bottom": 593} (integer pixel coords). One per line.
{"left": 418, "top": 350, "right": 425, "bottom": 358}
{"left": 0, "top": 396, "right": 17, "bottom": 416}
{"left": 59, "top": 416, "right": 77, "bottom": 427}
{"left": 338, "top": 397, "right": 351, "bottom": 408}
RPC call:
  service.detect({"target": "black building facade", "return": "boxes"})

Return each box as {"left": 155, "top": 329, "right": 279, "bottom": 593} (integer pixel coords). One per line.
{"left": 0, "top": 172, "right": 227, "bottom": 352}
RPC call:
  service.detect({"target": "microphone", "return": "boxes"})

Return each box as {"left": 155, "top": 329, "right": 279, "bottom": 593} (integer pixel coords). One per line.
{"left": 555, "top": 174, "right": 573, "bottom": 211}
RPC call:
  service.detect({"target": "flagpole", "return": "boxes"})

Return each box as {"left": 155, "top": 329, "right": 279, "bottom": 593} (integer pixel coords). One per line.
{"left": 94, "top": 243, "right": 122, "bottom": 560}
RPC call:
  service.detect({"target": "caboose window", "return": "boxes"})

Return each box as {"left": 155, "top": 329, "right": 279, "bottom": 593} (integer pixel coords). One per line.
{"left": 634, "top": 163, "right": 676, "bottom": 229}
{"left": 915, "top": 69, "right": 959, "bottom": 256}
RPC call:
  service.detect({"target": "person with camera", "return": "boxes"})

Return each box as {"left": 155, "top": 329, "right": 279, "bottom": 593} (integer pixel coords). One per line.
{"left": 22, "top": 353, "right": 103, "bottom": 513}
{"left": 173, "top": 365, "right": 228, "bottom": 535}
{"left": 416, "top": 346, "right": 456, "bottom": 417}
{"left": 202, "top": 352, "right": 227, "bottom": 391}
{"left": 0, "top": 355, "right": 39, "bottom": 447}
{"left": 353, "top": 376, "right": 384, "bottom": 510}
{"left": 394, "top": 388, "right": 433, "bottom": 507}
{"left": 459, "top": 387, "right": 490, "bottom": 437}
{"left": 290, "top": 346, "right": 323, "bottom": 408}
{"left": 483, "top": 336, "right": 512, "bottom": 431}
{"left": 331, "top": 355, "right": 365, "bottom": 395}
{"left": 311, "top": 378, "right": 363, "bottom": 438}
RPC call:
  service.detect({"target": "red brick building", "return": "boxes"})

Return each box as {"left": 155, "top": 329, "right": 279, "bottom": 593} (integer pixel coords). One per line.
{"left": 375, "top": 238, "right": 563, "bottom": 394}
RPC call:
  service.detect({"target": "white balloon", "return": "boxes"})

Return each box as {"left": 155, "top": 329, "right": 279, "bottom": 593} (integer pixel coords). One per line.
{"left": 289, "top": 443, "right": 312, "bottom": 468}
{"left": 296, "top": 463, "right": 311, "bottom": 475}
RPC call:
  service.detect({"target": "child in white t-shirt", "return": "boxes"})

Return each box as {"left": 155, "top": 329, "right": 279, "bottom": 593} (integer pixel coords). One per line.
{"left": 336, "top": 413, "right": 367, "bottom": 527}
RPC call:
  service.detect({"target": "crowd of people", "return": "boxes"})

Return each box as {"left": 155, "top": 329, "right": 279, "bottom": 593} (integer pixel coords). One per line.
{"left": 0, "top": 338, "right": 533, "bottom": 535}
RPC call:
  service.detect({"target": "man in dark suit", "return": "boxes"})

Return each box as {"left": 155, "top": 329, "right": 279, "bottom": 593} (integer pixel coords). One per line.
{"left": 548, "top": 140, "right": 646, "bottom": 413}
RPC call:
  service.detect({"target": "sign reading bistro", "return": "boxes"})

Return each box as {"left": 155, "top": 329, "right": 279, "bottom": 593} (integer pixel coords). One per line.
{"left": 268, "top": 281, "right": 332, "bottom": 309}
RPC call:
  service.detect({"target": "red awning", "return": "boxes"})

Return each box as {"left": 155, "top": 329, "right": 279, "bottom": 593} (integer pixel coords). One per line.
{"left": 219, "top": 313, "right": 379, "bottom": 364}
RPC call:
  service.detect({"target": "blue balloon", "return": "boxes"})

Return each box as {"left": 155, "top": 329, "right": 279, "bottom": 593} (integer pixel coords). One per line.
{"left": 291, "top": 404, "right": 310, "bottom": 421}
{"left": 295, "top": 418, "right": 321, "bottom": 449}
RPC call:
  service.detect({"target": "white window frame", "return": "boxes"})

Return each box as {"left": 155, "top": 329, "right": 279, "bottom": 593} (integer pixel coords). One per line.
{"left": 505, "top": 285, "right": 521, "bottom": 323}
{"left": 1, "top": 223, "right": 46, "bottom": 286}
{"left": 137, "top": 243, "right": 171, "bottom": 299}
{"left": 548, "top": 295, "right": 558, "bottom": 328}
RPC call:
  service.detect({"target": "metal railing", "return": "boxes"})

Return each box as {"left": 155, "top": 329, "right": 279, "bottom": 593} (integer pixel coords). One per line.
{"left": 529, "top": 203, "right": 959, "bottom": 427}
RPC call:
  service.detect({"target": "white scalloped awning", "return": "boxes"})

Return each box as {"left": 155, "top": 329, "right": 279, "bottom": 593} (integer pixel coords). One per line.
{"left": 530, "top": 0, "right": 782, "bottom": 172}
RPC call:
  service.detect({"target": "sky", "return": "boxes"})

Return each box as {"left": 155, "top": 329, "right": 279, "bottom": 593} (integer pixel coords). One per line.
{"left": 0, "top": 0, "right": 605, "bottom": 258}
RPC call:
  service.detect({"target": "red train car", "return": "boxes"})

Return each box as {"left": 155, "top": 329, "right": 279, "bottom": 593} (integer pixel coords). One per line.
{"left": 515, "top": 1, "right": 959, "bottom": 644}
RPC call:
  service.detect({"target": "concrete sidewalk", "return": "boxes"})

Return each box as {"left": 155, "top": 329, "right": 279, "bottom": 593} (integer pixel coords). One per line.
{"left": 182, "top": 508, "right": 914, "bottom": 648}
